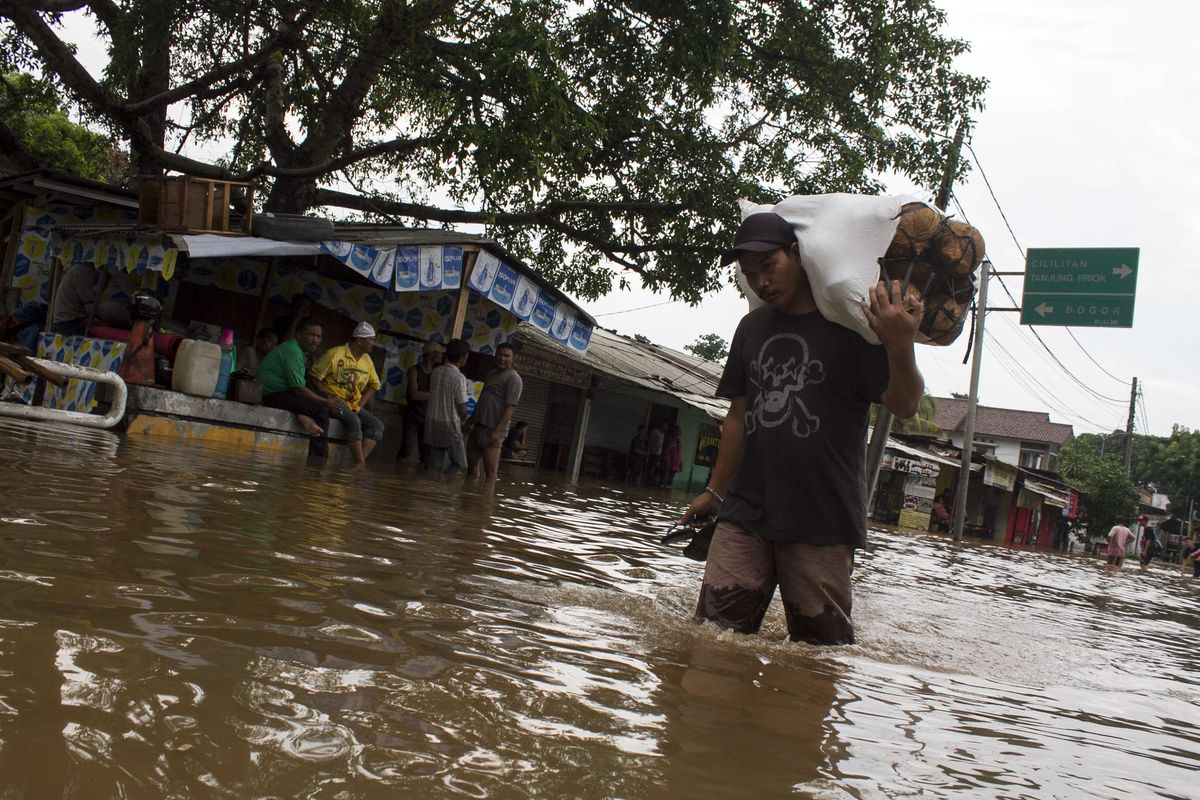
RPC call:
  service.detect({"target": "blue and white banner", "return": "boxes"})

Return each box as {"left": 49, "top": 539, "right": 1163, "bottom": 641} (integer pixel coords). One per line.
{"left": 510, "top": 275, "right": 538, "bottom": 320}
{"left": 568, "top": 319, "right": 594, "bottom": 353}
{"left": 322, "top": 241, "right": 468, "bottom": 293}
{"left": 488, "top": 262, "right": 519, "bottom": 310}
{"left": 318, "top": 240, "right": 594, "bottom": 353}
{"left": 550, "top": 305, "right": 576, "bottom": 344}
{"left": 529, "top": 291, "right": 557, "bottom": 332}
{"left": 394, "top": 246, "right": 419, "bottom": 291}
{"left": 468, "top": 250, "right": 500, "bottom": 294}
{"left": 442, "top": 247, "right": 463, "bottom": 289}
{"left": 419, "top": 246, "right": 442, "bottom": 290}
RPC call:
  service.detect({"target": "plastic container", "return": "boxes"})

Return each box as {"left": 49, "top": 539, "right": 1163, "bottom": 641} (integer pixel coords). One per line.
{"left": 213, "top": 329, "right": 236, "bottom": 400}
{"left": 172, "top": 339, "right": 222, "bottom": 398}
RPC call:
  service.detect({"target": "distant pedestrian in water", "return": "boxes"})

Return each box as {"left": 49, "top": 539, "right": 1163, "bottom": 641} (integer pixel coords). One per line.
{"left": 627, "top": 425, "right": 650, "bottom": 484}
{"left": 647, "top": 422, "right": 666, "bottom": 486}
{"left": 424, "top": 338, "right": 472, "bottom": 473}
{"left": 660, "top": 425, "right": 683, "bottom": 488}
{"left": 1139, "top": 526, "right": 1162, "bottom": 566}
{"left": 1185, "top": 540, "right": 1200, "bottom": 578}
{"left": 1106, "top": 521, "right": 1134, "bottom": 568}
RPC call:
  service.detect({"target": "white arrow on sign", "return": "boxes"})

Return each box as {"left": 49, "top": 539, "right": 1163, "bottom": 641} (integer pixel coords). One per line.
{"left": 1112, "top": 264, "right": 1133, "bottom": 279}
{"left": 1035, "top": 302, "right": 1054, "bottom": 317}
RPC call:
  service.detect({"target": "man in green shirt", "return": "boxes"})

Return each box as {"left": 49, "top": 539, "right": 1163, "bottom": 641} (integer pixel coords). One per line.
{"left": 259, "top": 317, "right": 340, "bottom": 456}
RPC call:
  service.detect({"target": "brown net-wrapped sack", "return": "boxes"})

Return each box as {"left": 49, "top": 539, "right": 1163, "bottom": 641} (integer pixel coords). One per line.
{"left": 934, "top": 220, "right": 985, "bottom": 275}
{"left": 878, "top": 202, "right": 985, "bottom": 346}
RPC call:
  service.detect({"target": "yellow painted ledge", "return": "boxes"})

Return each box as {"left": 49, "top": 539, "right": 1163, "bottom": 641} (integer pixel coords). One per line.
{"left": 125, "top": 414, "right": 309, "bottom": 455}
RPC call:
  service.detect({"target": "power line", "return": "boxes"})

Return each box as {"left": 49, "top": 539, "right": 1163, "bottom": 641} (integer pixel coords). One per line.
{"left": 1065, "top": 328, "right": 1128, "bottom": 385}
{"left": 984, "top": 330, "right": 1115, "bottom": 432}
{"left": 963, "top": 141, "right": 1025, "bottom": 255}
{"left": 955, "top": 153, "right": 1130, "bottom": 391}
{"left": 594, "top": 298, "right": 678, "bottom": 317}
{"left": 949, "top": 194, "right": 1129, "bottom": 406}
{"left": 992, "top": 313, "right": 1127, "bottom": 407}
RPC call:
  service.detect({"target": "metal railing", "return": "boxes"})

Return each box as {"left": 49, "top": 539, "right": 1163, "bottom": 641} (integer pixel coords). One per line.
{"left": 0, "top": 358, "right": 127, "bottom": 429}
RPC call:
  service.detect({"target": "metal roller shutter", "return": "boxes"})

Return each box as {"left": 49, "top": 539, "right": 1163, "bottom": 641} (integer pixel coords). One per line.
{"left": 515, "top": 375, "right": 551, "bottom": 462}
{"left": 585, "top": 386, "right": 648, "bottom": 450}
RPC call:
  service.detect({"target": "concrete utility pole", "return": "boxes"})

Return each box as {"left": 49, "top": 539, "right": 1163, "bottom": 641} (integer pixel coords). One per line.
{"left": 950, "top": 260, "right": 991, "bottom": 542}
{"left": 864, "top": 122, "right": 967, "bottom": 507}
{"left": 1123, "top": 377, "right": 1138, "bottom": 473}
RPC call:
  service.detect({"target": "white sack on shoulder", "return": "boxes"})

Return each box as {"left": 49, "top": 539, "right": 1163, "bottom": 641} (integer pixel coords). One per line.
{"left": 735, "top": 193, "right": 924, "bottom": 345}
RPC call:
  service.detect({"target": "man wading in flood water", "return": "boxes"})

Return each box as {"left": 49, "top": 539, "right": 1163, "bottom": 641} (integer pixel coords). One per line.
{"left": 679, "top": 212, "right": 925, "bottom": 645}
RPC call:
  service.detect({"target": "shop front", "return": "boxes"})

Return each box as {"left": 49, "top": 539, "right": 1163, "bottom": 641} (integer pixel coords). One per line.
{"left": 2, "top": 200, "right": 596, "bottom": 454}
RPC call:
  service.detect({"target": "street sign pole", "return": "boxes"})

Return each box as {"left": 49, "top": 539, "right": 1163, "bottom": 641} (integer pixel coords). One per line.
{"left": 951, "top": 260, "right": 990, "bottom": 543}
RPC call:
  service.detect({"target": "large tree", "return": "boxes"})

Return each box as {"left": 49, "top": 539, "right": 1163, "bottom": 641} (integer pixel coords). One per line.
{"left": 684, "top": 333, "right": 728, "bottom": 363}
{"left": 0, "top": 1, "right": 986, "bottom": 300}
{"left": 1066, "top": 430, "right": 1164, "bottom": 489}
{"left": 1058, "top": 439, "right": 1138, "bottom": 536}
{"left": 0, "top": 72, "right": 127, "bottom": 180}
{"left": 1148, "top": 426, "right": 1200, "bottom": 517}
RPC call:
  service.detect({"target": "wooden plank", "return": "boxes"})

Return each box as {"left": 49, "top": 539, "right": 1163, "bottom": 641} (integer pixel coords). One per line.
{"left": 0, "top": 201, "right": 27, "bottom": 292}
{"left": 16, "top": 355, "right": 68, "bottom": 388}
{"left": 0, "top": 354, "right": 31, "bottom": 383}
{"left": 449, "top": 249, "right": 479, "bottom": 339}
{"left": 254, "top": 257, "right": 277, "bottom": 334}
{"left": 203, "top": 180, "right": 215, "bottom": 231}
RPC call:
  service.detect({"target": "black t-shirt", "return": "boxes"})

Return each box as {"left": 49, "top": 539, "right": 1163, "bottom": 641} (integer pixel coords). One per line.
{"left": 716, "top": 307, "right": 889, "bottom": 548}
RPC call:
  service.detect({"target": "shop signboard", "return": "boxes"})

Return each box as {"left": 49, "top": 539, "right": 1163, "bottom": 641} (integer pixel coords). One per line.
{"left": 898, "top": 508, "right": 932, "bottom": 531}
{"left": 983, "top": 462, "right": 1017, "bottom": 492}
{"left": 694, "top": 426, "right": 721, "bottom": 467}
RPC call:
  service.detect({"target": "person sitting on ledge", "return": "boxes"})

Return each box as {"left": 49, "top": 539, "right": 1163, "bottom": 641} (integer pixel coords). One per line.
{"left": 258, "top": 316, "right": 338, "bottom": 457}
{"left": 309, "top": 321, "right": 385, "bottom": 465}
{"left": 501, "top": 420, "right": 529, "bottom": 460}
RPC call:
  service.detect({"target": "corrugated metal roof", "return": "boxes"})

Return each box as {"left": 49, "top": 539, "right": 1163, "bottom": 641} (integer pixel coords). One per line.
{"left": 517, "top": 323, "right": 730, "bottom": 420}
{"left": 932, "top": 396, "right": 1074, "bottom": 445}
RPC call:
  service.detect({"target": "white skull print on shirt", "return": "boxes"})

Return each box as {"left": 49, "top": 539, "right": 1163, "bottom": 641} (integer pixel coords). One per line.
{"left": 714, "top": 306, "right": 891, "bottom": 547}
{"left": 745, "top": 333, "right": 826, "bottom": 438}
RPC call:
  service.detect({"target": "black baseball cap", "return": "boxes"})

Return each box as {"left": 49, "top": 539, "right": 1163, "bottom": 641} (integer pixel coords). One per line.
{"left": 720, "top": 212, "right": 796, "bottom": 266}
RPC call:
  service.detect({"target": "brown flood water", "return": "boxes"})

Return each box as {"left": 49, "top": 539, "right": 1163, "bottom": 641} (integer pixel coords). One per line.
{"left": 0, "top": 417, "right": 1198, "bottom": 799}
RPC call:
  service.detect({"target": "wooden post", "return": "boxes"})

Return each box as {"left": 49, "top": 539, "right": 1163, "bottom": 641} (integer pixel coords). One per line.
{"left": 449, "top": 249, "right": 479, "bottom": 339}
{"left": 43, "top": 260, "right": 65, "bottom": 332}
{"left": 82, "top": 269, "right": 114, "bottom": 335}
{"left": 254, "top": 257, "right": 277, "bottom": 334}
{"left": 567, "top": 377, "right": 595, "bottom": 482}
{"left": 0, "top": 201, "right": 26, "bottom": 292}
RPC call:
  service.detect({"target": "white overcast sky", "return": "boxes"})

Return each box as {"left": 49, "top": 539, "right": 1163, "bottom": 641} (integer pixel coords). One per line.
{"left": 57, "top": 1, "right": 1195, "bottom": 437}
{"left": 586, "top": 0, "right": 1198, "bottom": 438}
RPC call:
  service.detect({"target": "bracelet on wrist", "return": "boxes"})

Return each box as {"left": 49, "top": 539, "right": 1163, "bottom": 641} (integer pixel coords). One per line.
{"left": 704, "top": 486, "right": 725, "bottom": 504}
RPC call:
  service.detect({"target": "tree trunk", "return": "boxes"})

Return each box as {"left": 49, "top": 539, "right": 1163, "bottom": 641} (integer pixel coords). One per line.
{"left": 130, "top": 19, "right": 171, "bottom": 176}
{"left": 264, "top": 176, "right": 319, "bottom": 214}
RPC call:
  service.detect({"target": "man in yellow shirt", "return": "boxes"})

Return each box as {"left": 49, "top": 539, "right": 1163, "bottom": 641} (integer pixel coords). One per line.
{"left": 310, "top": 321, "right": 384, "bottom": 465}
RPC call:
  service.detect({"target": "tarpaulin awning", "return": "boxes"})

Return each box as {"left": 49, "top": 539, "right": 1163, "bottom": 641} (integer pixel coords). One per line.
{"left": 886, "top": 440, "right": 981, "bottom": 471}
{"left": 175, "top": 234, "right": 322, "bottom": 259}
{"left": 173, "top": 234, "right": 594, "bottom": 353}
{"left": 1021, "top": 480, "right": 1070, "bottom": 507}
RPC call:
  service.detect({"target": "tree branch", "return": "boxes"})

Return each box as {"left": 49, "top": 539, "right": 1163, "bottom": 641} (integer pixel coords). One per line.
{"left": 124, "top": 3, "right": 319, "bottom": 113}
{"left": 0, "top": 2, "right": 126, "bottom": 119}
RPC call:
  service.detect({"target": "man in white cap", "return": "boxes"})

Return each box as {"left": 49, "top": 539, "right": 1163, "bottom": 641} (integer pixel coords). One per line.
{"left": 309, "top": 321, "right": 384, "bottom": 465}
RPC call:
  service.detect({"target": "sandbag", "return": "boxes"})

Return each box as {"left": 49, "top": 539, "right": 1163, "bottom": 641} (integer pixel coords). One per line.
{"left": 735, "top": 194, "right": 984, "bottom": 347}
{"left": 736, "top": 194, "right": 909, "bottom": 345}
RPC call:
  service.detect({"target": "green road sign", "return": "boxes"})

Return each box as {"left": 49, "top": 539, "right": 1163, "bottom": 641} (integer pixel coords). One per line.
{"left": 1021, "top": 247, "right": 1139, "bottom": 327}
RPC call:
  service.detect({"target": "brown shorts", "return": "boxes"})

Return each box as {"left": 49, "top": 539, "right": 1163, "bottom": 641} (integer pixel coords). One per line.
{"left": 696, "top": 522, "right": 855, "bottom": 645}
{"left": 469, "top": 424, "right": 499, "bottom": 451}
